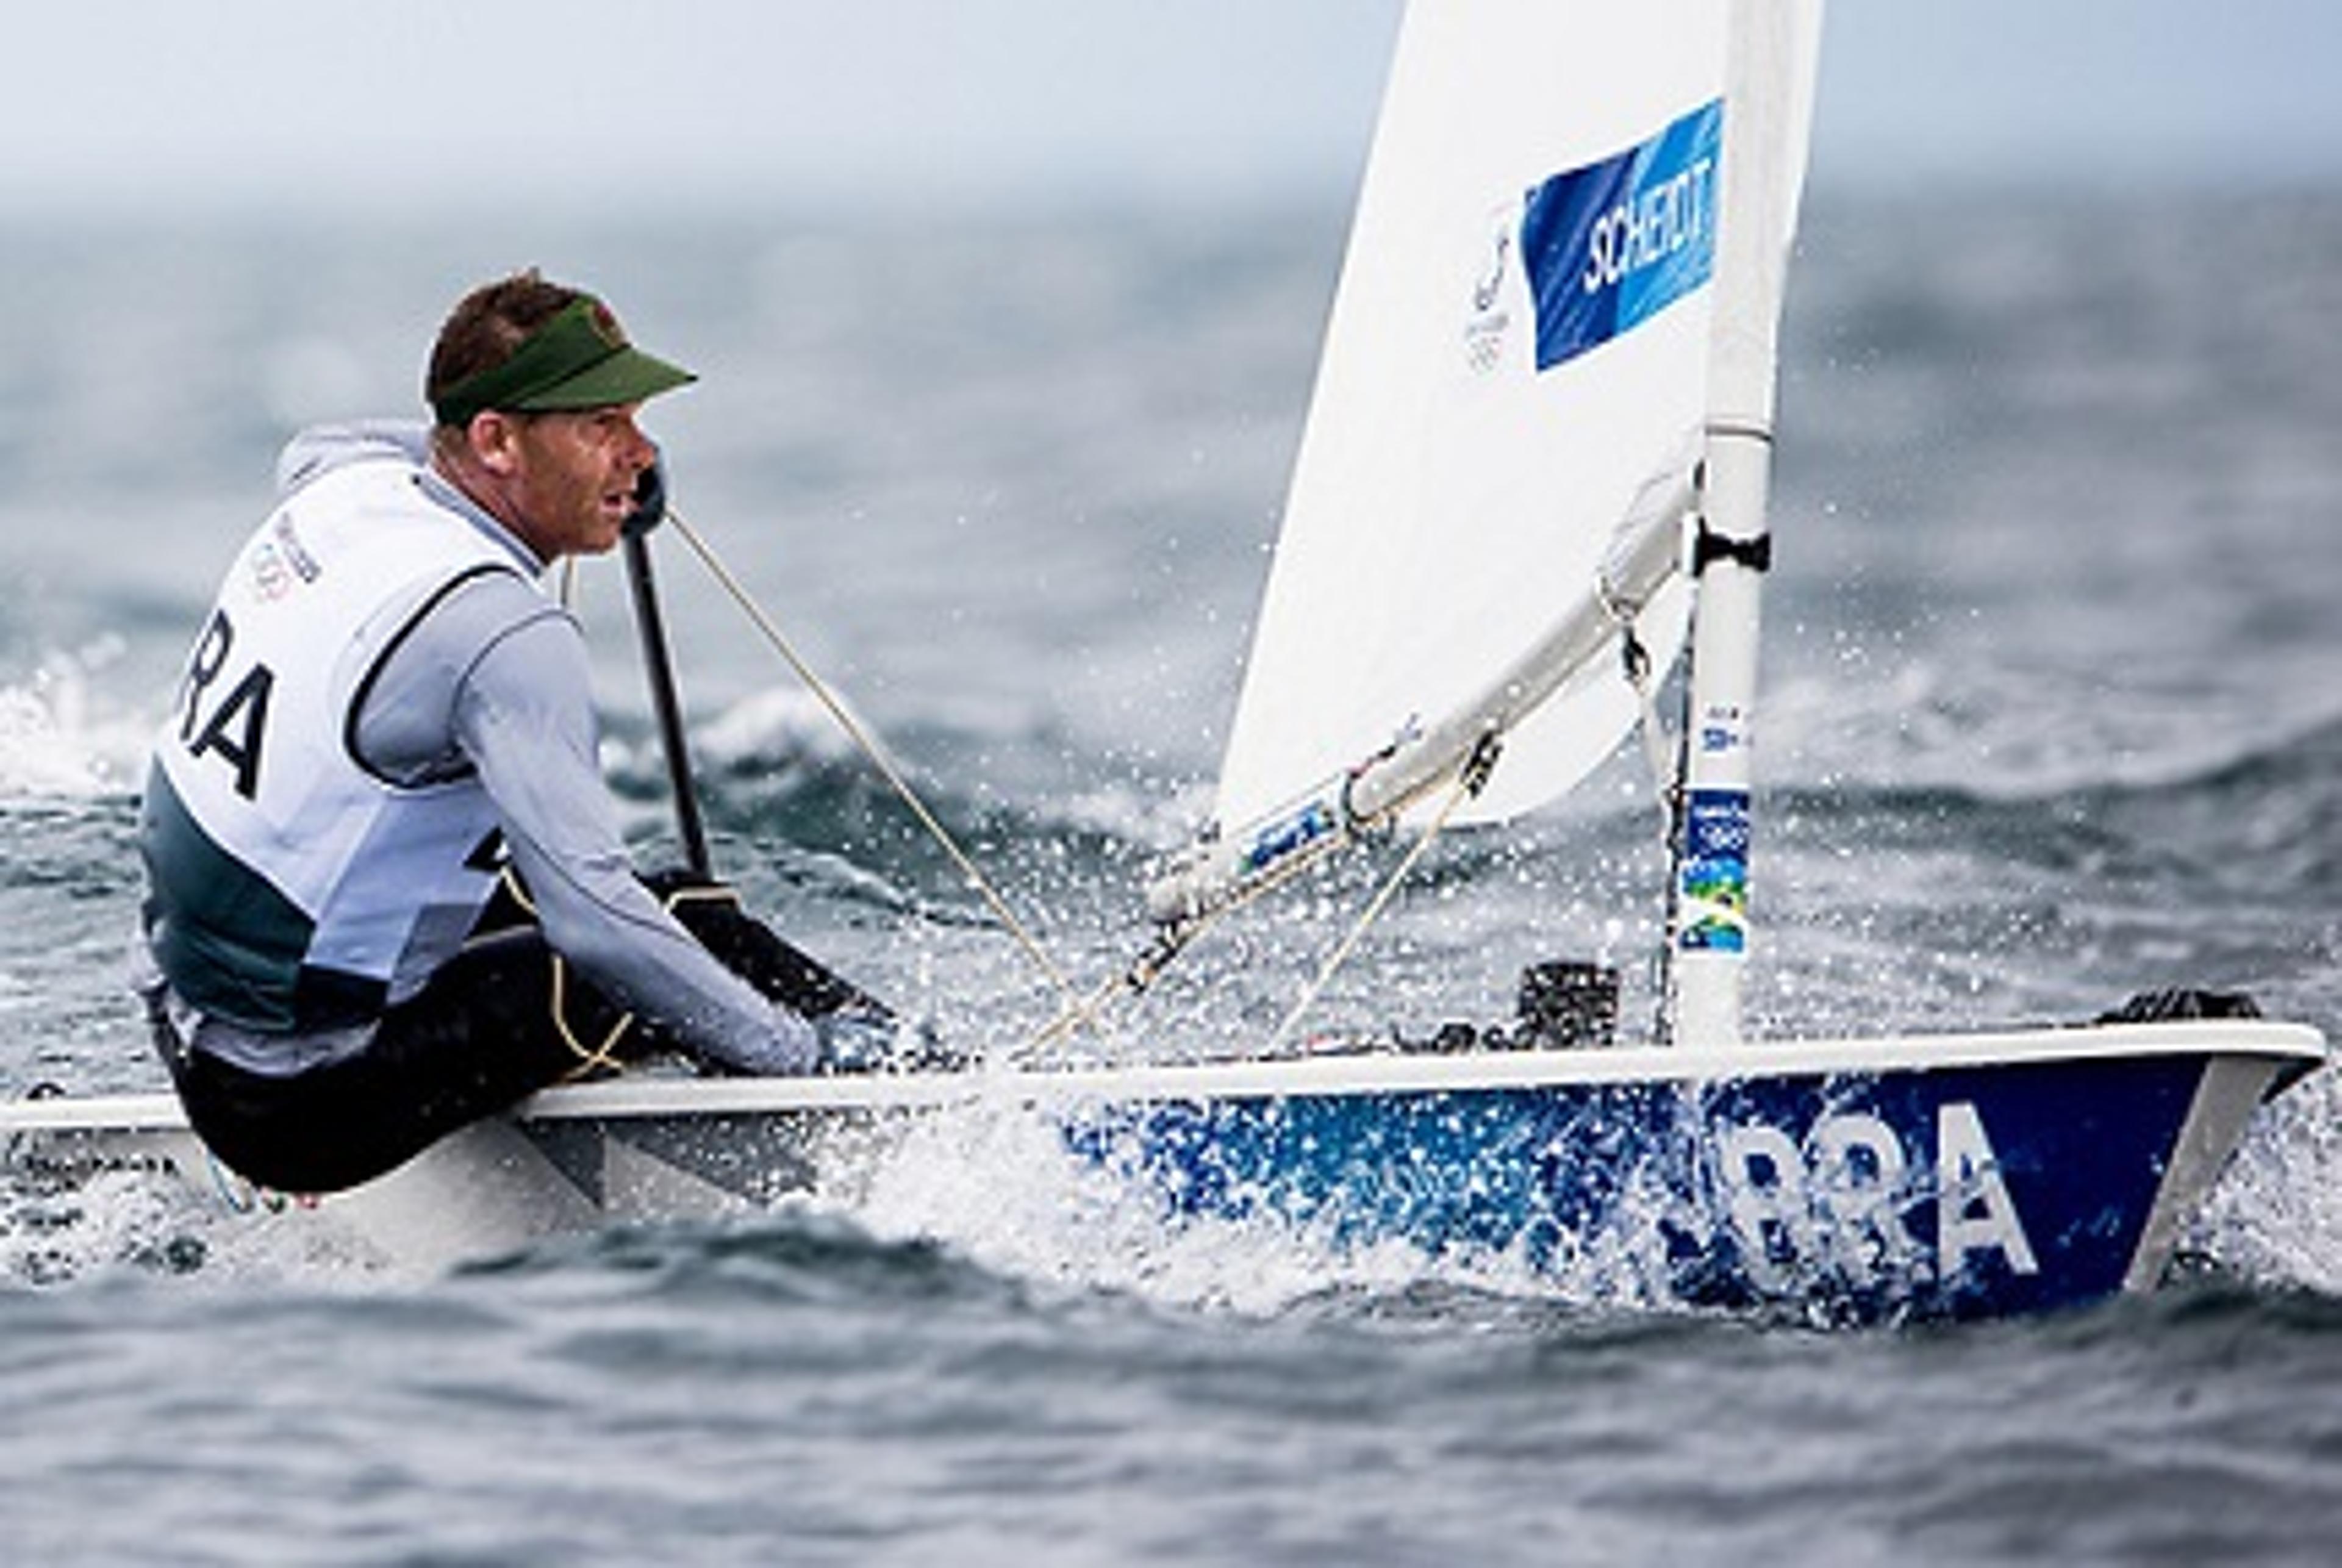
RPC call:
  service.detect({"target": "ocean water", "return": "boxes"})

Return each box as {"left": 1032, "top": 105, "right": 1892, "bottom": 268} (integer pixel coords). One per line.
{"left": 4, "top": 187, "right": 2342, "bottom": 1563}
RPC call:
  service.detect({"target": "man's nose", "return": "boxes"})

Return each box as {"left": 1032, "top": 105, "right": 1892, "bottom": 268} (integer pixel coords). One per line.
{"left": 617, "top": 415, "right": 656, "bottom": 470}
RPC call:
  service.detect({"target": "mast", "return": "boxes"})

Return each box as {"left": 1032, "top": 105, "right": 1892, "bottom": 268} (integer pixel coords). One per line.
{"left": 1666, "top": 1, "right": 1821, "bottom": 1045}
{"left": 621, "top": 500, "right": 714, "bottom": 879}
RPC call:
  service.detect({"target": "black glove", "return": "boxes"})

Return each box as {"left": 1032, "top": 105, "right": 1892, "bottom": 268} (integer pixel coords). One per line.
{"left": 624, "top": 448, "right": 667, "bottom": 537}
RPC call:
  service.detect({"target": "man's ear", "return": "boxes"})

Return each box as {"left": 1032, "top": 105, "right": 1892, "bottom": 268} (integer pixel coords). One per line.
{"left": 466, "top": 410, "right": 525, "bottom": 475}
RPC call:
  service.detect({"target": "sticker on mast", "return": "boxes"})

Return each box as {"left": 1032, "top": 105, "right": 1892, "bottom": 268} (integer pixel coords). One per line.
{"left": 1677, "top": 786, "right": 1749, "bottom": 952}
{"left": 1521, "top": 97, "right": 1722, "bottom": 371}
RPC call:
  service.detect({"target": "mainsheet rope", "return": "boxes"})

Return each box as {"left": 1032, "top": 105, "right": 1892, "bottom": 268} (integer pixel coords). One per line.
{"left": 495, "top": 868, "right": 747, "bottom": 1080}
{"left": 659, "top": 509, "right": 1094, "bottom": 1034}
{"left": 1259, "top": 757, "right": 1487, "bottom": 1059}
{"left": 654, "top": 509, "right": 1511, "bottom": 1061}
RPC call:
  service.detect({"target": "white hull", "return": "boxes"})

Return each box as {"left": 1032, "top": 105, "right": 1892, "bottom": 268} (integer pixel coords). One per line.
{"left": 7, "top": 1018, "right": 2322, "bottom": 1312}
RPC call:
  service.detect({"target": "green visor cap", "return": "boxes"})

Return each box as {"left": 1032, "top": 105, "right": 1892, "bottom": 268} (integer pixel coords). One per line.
{"left": 431, "top": 296, "right": 695, "bottom": 427}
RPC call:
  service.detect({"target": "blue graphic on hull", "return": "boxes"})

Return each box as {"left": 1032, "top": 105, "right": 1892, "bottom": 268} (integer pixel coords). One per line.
{"left": 1064, "top": 1054, "right": 2207, "bottom": 1323}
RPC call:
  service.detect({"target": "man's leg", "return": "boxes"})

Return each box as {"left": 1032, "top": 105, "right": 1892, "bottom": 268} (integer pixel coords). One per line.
{"left": 165, "top": 928, "right": 622, "bottom": 1194}
{"left": 165, "top": 878, "right": 911, "bottom": 1192}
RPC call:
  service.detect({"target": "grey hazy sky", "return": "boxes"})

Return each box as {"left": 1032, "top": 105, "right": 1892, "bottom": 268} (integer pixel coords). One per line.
{"left": 8, "top": 1, "right": 2340, "bottom": 210}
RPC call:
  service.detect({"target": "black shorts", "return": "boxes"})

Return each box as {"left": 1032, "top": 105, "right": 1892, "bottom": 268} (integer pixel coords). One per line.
{"left": 153, "top": 875, "right": 881, "bottom": 1195}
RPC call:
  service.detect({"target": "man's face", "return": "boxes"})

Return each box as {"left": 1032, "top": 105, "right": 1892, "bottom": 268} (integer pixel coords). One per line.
{"left": 499, "top": 404, "right": 656, "bottom": 560}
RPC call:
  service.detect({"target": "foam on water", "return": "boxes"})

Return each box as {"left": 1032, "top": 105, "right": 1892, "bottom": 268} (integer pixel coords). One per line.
{"left": 0, "top": 645, "right": 148, "bottom": 801}
{"left": 2195, "top": 1071, "right": 2342, "bottom": 1297}
{"left": 0, "top": 1167, "right": 208, "bottom": 1286}
{"left": 816, "top": 1091, "right": 1570, "bottom": 1318}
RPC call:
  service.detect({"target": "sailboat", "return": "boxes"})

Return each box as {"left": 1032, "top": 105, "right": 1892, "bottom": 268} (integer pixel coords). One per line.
{"left": 7, "top": 0, "right": 2326, "bottom": 1315}
{"left": 1064, "top": 0, "right": 2324, "bottom": 1319}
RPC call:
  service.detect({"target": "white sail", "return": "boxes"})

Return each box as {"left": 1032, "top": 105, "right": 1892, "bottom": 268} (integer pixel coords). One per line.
{"left": 1214, "top": 0, "right": 1735, "bottom": 832}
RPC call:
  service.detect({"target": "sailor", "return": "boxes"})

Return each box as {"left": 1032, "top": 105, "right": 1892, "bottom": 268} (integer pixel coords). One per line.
{"left": 136, "top": 270, "right": 887, "bottom": 1195}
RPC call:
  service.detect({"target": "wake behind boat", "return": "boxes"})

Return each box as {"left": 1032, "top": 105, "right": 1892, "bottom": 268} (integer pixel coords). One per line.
{"left": 5, "top": 0, "right": 2327, "bottom": 1319}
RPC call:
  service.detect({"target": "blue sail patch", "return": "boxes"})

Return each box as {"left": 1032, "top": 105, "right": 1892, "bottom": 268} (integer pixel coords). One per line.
{"left": 1522, "top": 98, "right": 1722, "bottom": 371}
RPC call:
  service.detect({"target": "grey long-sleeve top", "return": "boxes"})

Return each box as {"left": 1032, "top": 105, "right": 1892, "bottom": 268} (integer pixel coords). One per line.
{"left": 181, "top": 421, "right": 816, "bottom": 1077}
